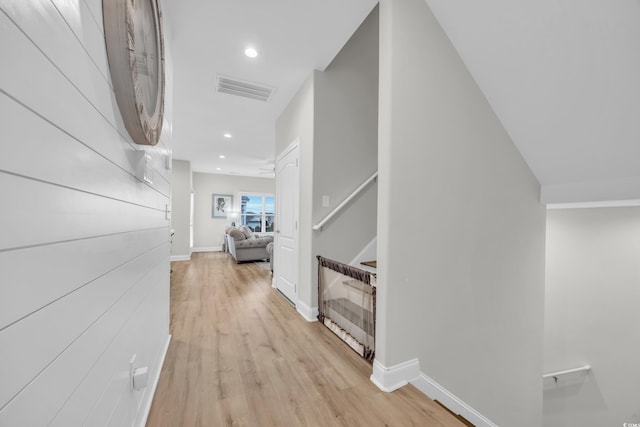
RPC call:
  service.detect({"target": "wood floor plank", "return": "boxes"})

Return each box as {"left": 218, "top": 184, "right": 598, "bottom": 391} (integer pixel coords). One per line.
{"left": 146, "top": 252, "right": 466, "bottom": 427}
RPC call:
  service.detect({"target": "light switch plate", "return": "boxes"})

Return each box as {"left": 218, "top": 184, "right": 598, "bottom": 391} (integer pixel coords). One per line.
{"left": 135, "top": 150, "right": 154, "bottom": 185}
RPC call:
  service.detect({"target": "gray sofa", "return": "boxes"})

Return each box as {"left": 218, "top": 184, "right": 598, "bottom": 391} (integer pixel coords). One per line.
{"left": 225, "top": 226, "right": 273, "bottom": 263}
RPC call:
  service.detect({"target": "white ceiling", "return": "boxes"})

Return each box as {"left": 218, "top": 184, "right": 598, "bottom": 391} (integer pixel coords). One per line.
{"left": 164, "top": 0, "right": 377, "bottom": 178}
{"left": 165, "top": 0, "right": 640, "bottom": 204}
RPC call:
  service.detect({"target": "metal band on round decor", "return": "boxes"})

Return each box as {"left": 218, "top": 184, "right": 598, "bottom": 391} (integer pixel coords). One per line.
{"left": 104, "top": 0, "right": 165, "bottom": 146}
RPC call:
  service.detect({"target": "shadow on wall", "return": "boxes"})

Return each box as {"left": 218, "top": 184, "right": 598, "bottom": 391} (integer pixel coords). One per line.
{"left": 543, "top": 373, "right": 608, "bottom": 425}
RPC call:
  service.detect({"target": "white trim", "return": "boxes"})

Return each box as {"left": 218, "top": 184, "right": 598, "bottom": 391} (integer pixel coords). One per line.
{"left": 370, "top": 358, "right": 420, "bottom": 392}
{"left": 541, "top": 176, "right": 640, "bottom": 206}
{"left": 192, "top": 246, "right": 222, "bottom": 252}
{"left": 170, "top": 254, "right": 190, "bottom": 261}
{"left": 136, "top": 334, "right": 172, "bottom": 427}
{"left": 278, "top": 138, "right": 300, "bottom": 160}
{"left": 546, "top": 199, "right": 640, "bottom": 210}
{"left": 237, "top": 192, "right": 275, "bottom": 233}
{"left": 411, "top": 372, "right": 497, "bottom": 427}
{"left": 296, "top": 300, "right": 318, "bottom": 322}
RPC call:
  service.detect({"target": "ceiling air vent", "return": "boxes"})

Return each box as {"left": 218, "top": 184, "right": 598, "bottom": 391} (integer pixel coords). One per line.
{"left": 216, "top": 75, "right": 274, "bottom": 102}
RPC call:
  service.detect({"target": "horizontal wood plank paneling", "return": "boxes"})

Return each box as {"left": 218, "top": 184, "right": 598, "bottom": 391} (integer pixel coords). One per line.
{"left": 0, "top": 243, "right": 168, "bottom": 409}
{"left": 146, "top": 144, "right": 172, "bottom": 186}
{"left": 0, "top": 9, "right": 170, "bottom": 196}
{"left": 0, "top": 0, "right": 172, "bottom": 425}
{"left": 0, "top": 6, "right": 129, "bottom": 154}
{"left": 51, "top": 280, "right": 169, "bottom": 427}
{"left": 82, "top": 0, "right": 104, "bottom": 31}
{"left": 0, "top": 172, "right": 167, "bottom": 251}
{"left": 50, "top": 0, "right": 112, "bottom": 86}
{"left": 0, "top": 228, "right": 168, "bottom": 330}
{"left": 0, "top": 94, "right": 168, "bottom": 207}
{"left": 0, "top": 257, "right": 168, "bottom": 426}
{"left": 1, "top": 0, "right": 118, "bottom": 128}
{"left": 28, "top": 0, "right": 174, "bottom": 188}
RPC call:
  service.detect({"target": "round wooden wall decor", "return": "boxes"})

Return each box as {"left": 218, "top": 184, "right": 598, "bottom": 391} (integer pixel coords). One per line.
{"left": 103, "top": 0, "right": 165, "bottom": 146}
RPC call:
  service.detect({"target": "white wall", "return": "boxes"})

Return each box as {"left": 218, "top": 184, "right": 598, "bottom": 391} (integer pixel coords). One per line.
{"left": 544, "top": 207, "right": 640, "bottom": 426}
{"left": 192, "top": 172, "right": 275, "bottom": 251}
{"left": 376, "top": 0, "right": 546, "bottom": 425}
{"left": 171, "top": 160, "right": 192, "bottom": 259}
{"left": 312, "top": 5, "right": 379, "bottom": 291}
{"left": 275, "top": 74, "right": 315, "bottom": 309}
{"left": 274, "top": 8, "right": 378, "bottom": 314}
{"left": 0, "top": 1, "right": 172, "bottom": 426}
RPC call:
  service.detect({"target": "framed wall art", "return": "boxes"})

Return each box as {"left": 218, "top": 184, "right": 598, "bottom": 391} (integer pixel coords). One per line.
{"left": 212, "top": 194, "right": 232, "bottom": 218}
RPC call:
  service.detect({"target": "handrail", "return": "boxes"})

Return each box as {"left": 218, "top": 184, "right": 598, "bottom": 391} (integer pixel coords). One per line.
{"left": 312, "top": 171, "right": 378, "bottom": 231}
{"left": 543, "top": 365, "right": 591, "bottom": 382}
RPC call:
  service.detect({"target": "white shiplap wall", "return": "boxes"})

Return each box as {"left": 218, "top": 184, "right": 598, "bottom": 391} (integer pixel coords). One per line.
{"left": 0, "top": 0, "right": 172, "bottom": 426}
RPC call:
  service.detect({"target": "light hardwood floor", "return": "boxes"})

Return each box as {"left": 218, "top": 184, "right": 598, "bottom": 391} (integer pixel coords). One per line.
{"left": 146, "top": 252, "right": 466, "bottom": 427}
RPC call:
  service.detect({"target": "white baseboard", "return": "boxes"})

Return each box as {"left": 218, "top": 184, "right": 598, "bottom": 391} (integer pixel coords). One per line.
{"left": 170, "top": 255, "right": 190, "bottom": 261}
{"left": 411, "top": 372, "right": 497, "bottom": 427}
{"left": 370, "top": 358, "right": 420, "bottom": 392}
{"left": 192, "top": 246, "right": 222, "bottom": 252}
{"left": 296, "top": 300, "right": 318, "bottom": 322}
{"left": 136, "top": 334, "right": 172, "bottom": 427}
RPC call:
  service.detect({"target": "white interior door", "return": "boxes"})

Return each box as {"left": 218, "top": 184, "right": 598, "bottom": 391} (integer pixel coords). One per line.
{"left": 275, "top": 142, "right": 299, "bottom": 304}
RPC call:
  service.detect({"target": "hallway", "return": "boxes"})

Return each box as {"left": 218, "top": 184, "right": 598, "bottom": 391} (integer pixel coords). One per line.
{"left": 146, "top": 252, "right": 464, "bottom": 426}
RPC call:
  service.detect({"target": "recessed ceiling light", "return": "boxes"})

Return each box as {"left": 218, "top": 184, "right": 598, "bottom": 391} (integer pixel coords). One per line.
{"left": 223, "top": 133, "right": 232, "bottom": 138}
{"left": 219, "top": 155, "right": 225, "bottom": 159}
{"left": 244, "top": 47, "right": 258, "bottom": 58}
{"left": 216, "top": 167, "right": 221, "bottom": 171}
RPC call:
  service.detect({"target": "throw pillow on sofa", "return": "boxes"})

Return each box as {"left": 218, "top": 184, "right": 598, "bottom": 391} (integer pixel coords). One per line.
{"left": 228, "top": 228, "right": 246, "bottom": 241}
{"left": 239, "top": 226, "right": 255, "bottom": 239}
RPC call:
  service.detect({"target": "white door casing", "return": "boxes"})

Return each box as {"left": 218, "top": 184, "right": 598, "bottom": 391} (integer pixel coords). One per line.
{"left": 275, "top": 141, "right": 299, "bottom": 304}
